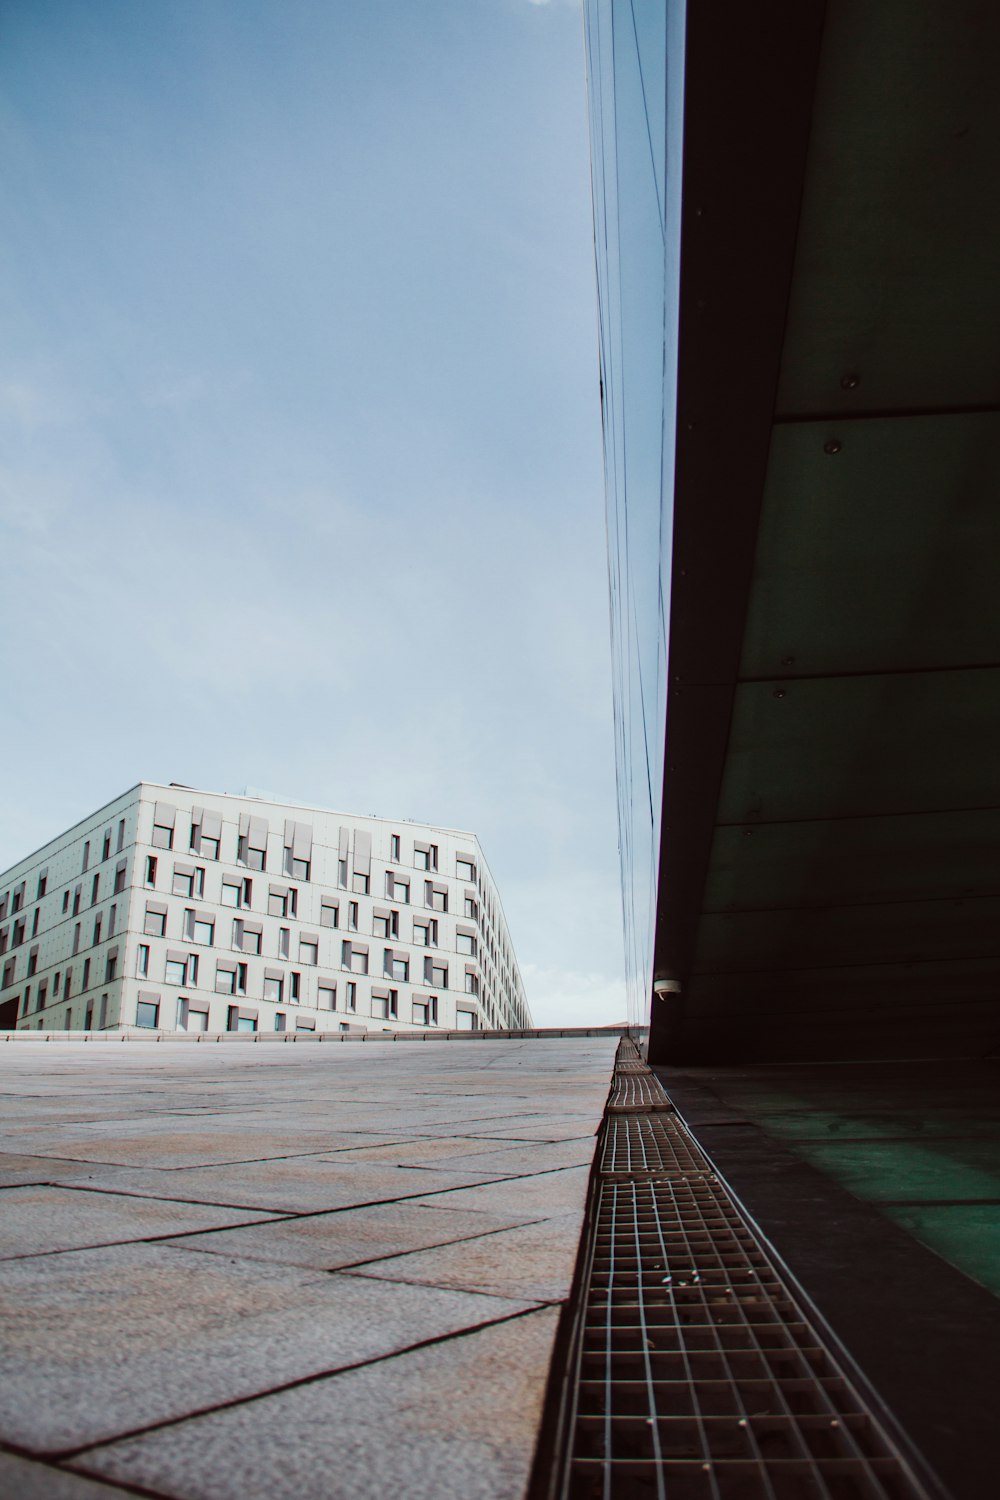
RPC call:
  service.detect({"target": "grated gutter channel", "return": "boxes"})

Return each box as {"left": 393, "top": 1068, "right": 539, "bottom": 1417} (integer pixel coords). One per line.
{"left": 536, "top": 1038, "right": 942, "bottom": 1500}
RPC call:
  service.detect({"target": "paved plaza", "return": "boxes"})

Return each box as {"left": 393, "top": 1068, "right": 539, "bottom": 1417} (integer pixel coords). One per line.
{"left": 0, "top": 1035, "right": 618, "bottom": 1499}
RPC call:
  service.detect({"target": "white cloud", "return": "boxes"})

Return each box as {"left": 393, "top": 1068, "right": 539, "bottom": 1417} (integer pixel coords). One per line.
{"left": 522, "top": 962, "right": 628, "bottom": 1028}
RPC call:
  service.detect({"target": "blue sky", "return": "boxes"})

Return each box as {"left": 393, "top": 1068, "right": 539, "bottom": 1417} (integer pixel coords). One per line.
{"left": 0, "top": 0, "right": 625, "bottom": 1024}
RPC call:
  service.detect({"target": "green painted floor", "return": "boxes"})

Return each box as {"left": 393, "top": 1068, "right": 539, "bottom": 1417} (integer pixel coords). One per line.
{"left": 685, "top": 1061, "right": 1000, "bottom": 1298}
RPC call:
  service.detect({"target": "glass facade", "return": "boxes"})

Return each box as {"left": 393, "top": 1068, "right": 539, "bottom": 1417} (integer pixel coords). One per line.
{"left": 584, "top": 0, "right": 685, "bottom": 1022}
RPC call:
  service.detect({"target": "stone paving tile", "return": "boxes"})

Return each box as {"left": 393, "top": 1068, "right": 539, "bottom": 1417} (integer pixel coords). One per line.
{"left": 419, "top": 1135, "right": 598, "bottom": 1176}
{"left": 77, "top": 1306, "right": 560, "bottom": 1500}
{"left": 5, "top": 1126, "right": 402, "bottom": 1170}
{"left": 0, "top": 1449, "right": 136, "bottom": 1498}
{"left": 0, "top": 1153, "right": 103, "bottom": 1187}
{"left": 0, "top": 1184, "right": 283, "bottom": 1260}
{"left": 410, "top": 1164, "right": 592, "bottom": 1218}
{"left": 348, "top": 1212, "right": 587, "bottom": 1303}
{"left": 34, "top": 1156, "right": 521, "bottom": 1214}
{"left": 160, "top": 1199, "right": 546, "bottom": 1271}
{"left": 0, "top": 1241, "right": 537, "bottom": 1451}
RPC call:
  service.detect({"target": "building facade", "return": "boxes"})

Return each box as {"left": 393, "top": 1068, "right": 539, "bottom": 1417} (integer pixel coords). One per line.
{"left": 0, "top": 783, "right": 530, "bottom": 1035}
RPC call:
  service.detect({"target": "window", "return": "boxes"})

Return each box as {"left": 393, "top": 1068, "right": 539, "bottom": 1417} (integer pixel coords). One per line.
{"left": 145, "top": 856, "right": 158, "bottom": 887}
{"left": 2, "top": 959, "right": 14, "bottom": 990}
{"left": 290, "top": 970, "right": 301, "bottom": 1001}
{"left": 320, "top": 899, "right": 339, "bottom": 929}
{"left": 37, "top": 871, "right": 48, "bottom": 899}
{"left": 268, "top": 887, "right": 290, "bottom": 918}
{"left": 413, "top": 997, "right": 438, "bottom": 1026}
{"left": 0, "top": 894, "right": 7, "bottom": 922}
{"left": 114, "top": 860, "right": 127, "bottom": 894}
{"left": 81, "top": 958, "right": 91, "bottom": 990}
{"left": 98, "top": 993, "right": 108, "bottom": 1028}
{"left": 72, "top": 923, "right": 81, "bottom": 955}
{"left": 165, "top": 958, "right": 187, "bottom": 986}
{"left": 64, "top": 1008, "right": 72, "bottom": 1030}
{"left": 372, "top": 987, "right": 398, "bottom": 1020}
{"left": 144, "top": 903, "right": 167, "bottom": 938}
{"left": 456, "top": 1009, "right": 476, "bottom": 1031}
{"left": 295, "top": 1015, "right": 316, "bottom": 1032}
{"left": 31, "top": 907, "right": 39, "bottom": 937}
{"left": 27, "top": 946, "right": 38, "bottom": 977}
{"left": 348, "top": 901, "right": 359, "bottom": 931}
{"left": 37, "top": 981, "right": 47, "bottom": 1012}
{"left": 351, "top": 872, "right": 369, "bottom": 895}
{"left": 82, "top": 841, "right": 90, "bottom": 872}
{"left": 12, "top": 883, "right": 24, "bottom": 913}
{"left": 384, "top": 950, "right": 409, "bottom": 982}
{"left": 343, "top": 941, "right": 368, "bottom": 975}
{"left": 12, "top": 918, "right": 25, "bottom": 947}
{"left": 456, "top": 857, "right": 476, "bottom": 882}
{"left": 283, "top": 820, "right": 313, "bottom": 882}
{"left": 373, "top": 910, "right": 399, "bottom": 939}
{"left": 64, "top": 966, "right": 72, "bottom": 1000}
{"left": 102, "top": 832, "right": 111, "bottom": 862}
{"left": 216, "top": 962, "right": 237, "bottom": 995}
{"left": 388, "top": 874, "right": 410, "bottom": 904}
{"left": 195, "top": 866, "right": 205, "bottom": 898}
{"left": 338, "top": 858, "right": 348, "bottom": 888}
{"left": 457, "top": 932, "right": 476, "bottom": 956}
{"left": 193, "top": 916, "right": 215, "bottom": 946}
{"left": 426, "top": 883, "right": 448, "bottom": 912}
{"left": 413, "top": 920, "right": 438, "bottom": 947}
{"left": 299, "top": 937, "right": 318, "bottom": 965}
{"left": 390, "top": 834, "right": 401, "bottom": 861}
{"left": 221, "top": 879, "right": 242, "bottom": 908}
{"left": 173, "top": 867, "right": 194, "bottom": 898}
{"left": 317, "top": 982, "right": 336, "bottom": 1010}
{"left": 227, "top": 1006, "right": 257, "bottom": 1033}
{"left": 346, "top": 981, "right": 357, "bottom": 1011}
{"left": 117, "top": 818, "right": 125, "bottom": 852}
{"left": 187, "top": 1006, "right": 210, "bottom": 1032}
{"left": 200, "top": 835, "right": 220, "bottom": 860}
{"left": 105, "top": 950, "right": 118, "bottom": 982}
{"left": 91, "top": 872, "right": 100, "bottom": 905}
{"left": 278, "top": 927, "right": 290, "bottom": 958}
{"left": 62, "top": 891, "right": 69, "bottom": 913}
{"left": 264, "top": 973, "right": 284, "bottom": 1003}
{"left": 151, "top": 803, "right": 176, "bottom": 850}
{"left": 274, "top": 1012, "right": 286, "bottom": 1032}
{"left": 72, "top": 886, "right": 81, "bottom": 916}
{"left": 465, "top": 971, "right": 479, "bottom": 996}
{"left": 136, "top": 997, "right": 160, "bottom": 1028}
{"left": 237, "top": 815, "right": 268, "bottom": 871}
{"left": 93, "top": 915, "right": 102, "bottom": 946}
{"left": 108, "top": 904, "right": 117, "bottom": 937}
{"left": 234, "top": 920, "right": 261, "bottom": 955}
{"left": 137, "top": 945, "right": 150, "bottom": 978}
{"left": 0, "top": 927, "right": 7, "bottom": 957}
{"left": 426, "top": 958, "right": 448, "bottom": 988}
{"left": 414, "top": 842, "right": 438, "bottom": 872}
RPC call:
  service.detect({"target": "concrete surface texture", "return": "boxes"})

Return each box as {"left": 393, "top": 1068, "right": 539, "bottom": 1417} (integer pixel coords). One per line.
{"left": 0, "top": 1036, "right": 617, "bottom": 1499}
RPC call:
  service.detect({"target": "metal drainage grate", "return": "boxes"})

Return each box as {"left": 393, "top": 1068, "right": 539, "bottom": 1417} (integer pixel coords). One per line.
{"left": 547, "top": 1046, "right": 936, "bottom": 1500}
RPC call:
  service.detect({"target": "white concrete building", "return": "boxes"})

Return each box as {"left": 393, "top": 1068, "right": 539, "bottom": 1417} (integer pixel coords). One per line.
{"left": 0, "top": 784, "right": 531, "bottom": 1035}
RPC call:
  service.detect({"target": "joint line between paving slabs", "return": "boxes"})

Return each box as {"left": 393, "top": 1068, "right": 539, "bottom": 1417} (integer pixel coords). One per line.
{"left": 2, "top": 1158, "right": 593, "bottom": 1239}
{"left": 55, "top": 1304, "right": 548, "bottom": 1465}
